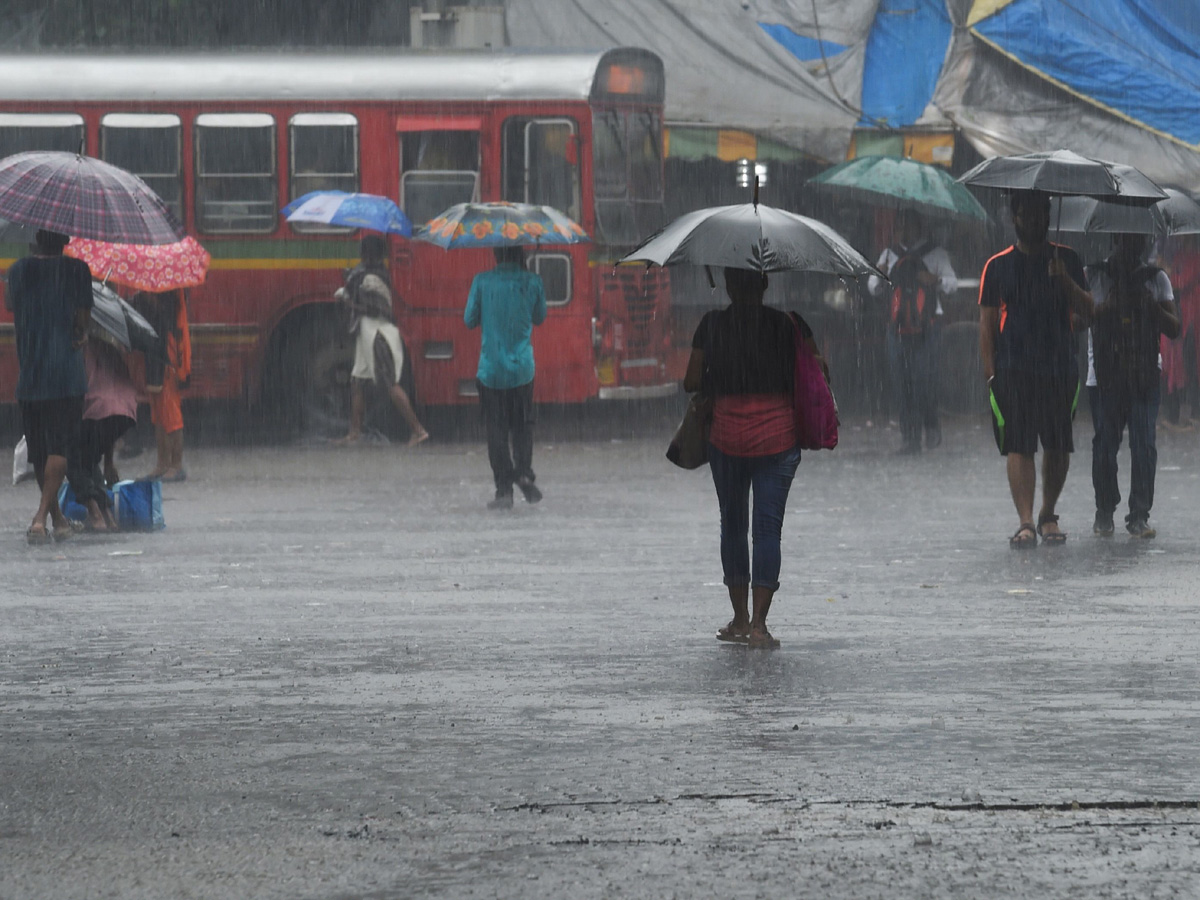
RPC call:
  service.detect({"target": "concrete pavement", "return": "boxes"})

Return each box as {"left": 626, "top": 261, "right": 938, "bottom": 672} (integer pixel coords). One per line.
{"left": 3, "top": 415, "right": 1200, "bottom": 897}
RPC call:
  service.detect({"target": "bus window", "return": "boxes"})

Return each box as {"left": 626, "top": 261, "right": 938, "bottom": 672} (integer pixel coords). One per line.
{"left": 100, "top": 114, "right": 183, "bottom": 223}
{"left": 593, "top": 111, "right": 627, "bottom": 200}
{"left": 289, "top": 113, "right": 358, "bottom": 233}
{"left": 0, "top": 113, "right": 84, "bottom": 158}
{"left": 400, "top": 130, "right": 478, "bottom": 227}
{"left": 592, "top": 108, "right": 665, "bottom": 247}
{"left": 501, "top": 117, "right": 580, "bottom": 222}
{"left": 195, "top": 113, "right": 277, "bottom": 234}
{"left": 529, "top": 252, "right": 572, "bottom": 307}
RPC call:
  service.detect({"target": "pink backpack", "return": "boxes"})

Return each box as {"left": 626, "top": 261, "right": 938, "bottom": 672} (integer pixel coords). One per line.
{"left": 790, "top": 313, "right": 838, "bottom": 451}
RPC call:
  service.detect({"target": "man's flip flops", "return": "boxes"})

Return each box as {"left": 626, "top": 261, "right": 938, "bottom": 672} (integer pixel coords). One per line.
{"left": 716, "top": 621, "right": 750, "bottom": 643}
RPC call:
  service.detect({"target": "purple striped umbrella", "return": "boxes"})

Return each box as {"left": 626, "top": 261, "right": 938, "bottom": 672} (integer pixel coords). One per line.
{"left": 0, "top": 151, "right": 184, "bottom": 245}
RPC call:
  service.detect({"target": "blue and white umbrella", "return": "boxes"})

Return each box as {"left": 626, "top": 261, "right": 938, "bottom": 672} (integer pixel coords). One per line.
{"left": 281, "top": 191, "right": 413, "bottom": 236}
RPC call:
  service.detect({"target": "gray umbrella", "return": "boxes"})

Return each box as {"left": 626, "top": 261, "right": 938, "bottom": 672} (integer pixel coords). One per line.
{"left": 618, "top": 202, "right": 881, "bottom": 278}
{"left": 957, "top": 150, "right": 1167, "bottom": 202}
{"left": 89, "top": 281, "right": 161, "bottom": 359}
{"left": 1050, "top": 188, "right": 1200, "bottom": 236}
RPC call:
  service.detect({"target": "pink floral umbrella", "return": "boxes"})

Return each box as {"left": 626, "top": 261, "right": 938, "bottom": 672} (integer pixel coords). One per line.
{"left": 65, "top": 236, "right": 210, "bottom": 292}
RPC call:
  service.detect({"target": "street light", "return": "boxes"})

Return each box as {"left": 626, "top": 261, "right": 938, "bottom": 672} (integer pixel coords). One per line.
{"left": 736, "top": 158, "right": 768, "bottom": 188}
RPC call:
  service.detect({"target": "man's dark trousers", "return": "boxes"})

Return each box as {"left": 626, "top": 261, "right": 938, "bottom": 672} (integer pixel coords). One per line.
{"left": 886, "top": 329, "right": 938, "bottom": 447}
{"left": 478, "top": 381, "right": 535, "bottom": 494}
{"left": 1089, "top": 382, "right": 1160, "bottom": 523}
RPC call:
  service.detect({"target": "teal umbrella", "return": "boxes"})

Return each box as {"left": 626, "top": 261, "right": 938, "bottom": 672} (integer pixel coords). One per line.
{"left": 809, "top": 155, "right": 989, "bottom": 222}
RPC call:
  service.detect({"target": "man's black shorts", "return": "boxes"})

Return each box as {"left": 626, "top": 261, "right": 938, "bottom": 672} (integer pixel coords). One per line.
{"left": 20, "top": 397, "right": 83, "bottom": 474}
{"left": 989, "top": 369, "right": 1079, "bottom": 456}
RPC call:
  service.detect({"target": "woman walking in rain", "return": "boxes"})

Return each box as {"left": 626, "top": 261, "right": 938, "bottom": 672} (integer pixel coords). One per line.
{"left": 683, "top": 267, "right": 811, "bottom": 650}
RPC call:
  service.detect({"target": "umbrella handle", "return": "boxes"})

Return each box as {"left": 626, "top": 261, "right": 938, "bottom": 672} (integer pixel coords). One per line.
{"left": 705, "top": 266, "right": 716, "bottom": 290}
{"left": 753, "top": 175, "right": 760, "bottom": 210}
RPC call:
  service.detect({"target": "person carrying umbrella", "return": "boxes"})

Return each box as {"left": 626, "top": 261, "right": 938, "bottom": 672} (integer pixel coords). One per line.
{"left": 332, "top": 235, "right": 429, "bottom": 447}
{"left": 979, "top": 191, "right": 1094, "bottom": 546}
{"left": 683, "top": 267, "right": 811, "bottom": 650}
{"left": 866, "top": 209, "right": 958, "bottom": 453}
{"left": 1085, "top": 232, "right": 1180, "bottom": 539}
{"left": 465, "top": 245, "right": 547, "bottom": 509}
{"left": 4, "top": 230, "right": 94, "bottom": 543}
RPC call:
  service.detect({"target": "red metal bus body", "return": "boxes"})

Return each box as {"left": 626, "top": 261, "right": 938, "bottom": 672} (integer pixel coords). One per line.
{"left": 0, "top": 50, "right": 675, "bottom": 423}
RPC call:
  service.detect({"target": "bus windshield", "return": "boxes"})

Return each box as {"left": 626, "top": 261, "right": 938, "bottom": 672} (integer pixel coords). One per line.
{"left": 593, "top": 108, "right": 664, "bottom": 248}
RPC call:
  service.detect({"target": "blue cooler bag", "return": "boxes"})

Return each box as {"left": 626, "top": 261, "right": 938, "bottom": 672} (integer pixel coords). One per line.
{"left": 113, "top": 479, "right": 165, "bottom": 531}
{"left": 56, "top": 482, "right": 95, "bottom": 523}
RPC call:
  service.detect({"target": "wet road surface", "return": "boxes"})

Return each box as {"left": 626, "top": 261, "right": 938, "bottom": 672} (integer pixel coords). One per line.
{"left": 3, "top": 414, "right": 1200, "bottom": 897}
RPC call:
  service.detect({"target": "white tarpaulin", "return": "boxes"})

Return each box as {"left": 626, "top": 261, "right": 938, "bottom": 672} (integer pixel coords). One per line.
{"left": 506, "top": 0, "right": 879, "bottom": 162}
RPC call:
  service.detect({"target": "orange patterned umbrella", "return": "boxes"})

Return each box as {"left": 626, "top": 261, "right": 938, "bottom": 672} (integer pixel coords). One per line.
{"left": 65, "top": 236, "right": 210, "bottom": 292}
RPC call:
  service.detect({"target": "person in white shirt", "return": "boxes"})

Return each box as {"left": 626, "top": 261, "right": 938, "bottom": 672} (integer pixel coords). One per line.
{"left": 1085, "top": 232, "right": 1180, "bottom": 539}
{"left": 867, "top": 209, "right": 957, "bottom": 453}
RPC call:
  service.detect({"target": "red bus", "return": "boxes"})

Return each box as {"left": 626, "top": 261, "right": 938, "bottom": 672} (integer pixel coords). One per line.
{"left": 0, "top": 49, "right": 675, "bottom": 429}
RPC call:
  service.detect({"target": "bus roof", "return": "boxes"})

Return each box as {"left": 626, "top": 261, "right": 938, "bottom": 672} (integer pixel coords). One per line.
{"left": 0, "top": 49, "right": 663, "bottom": 104}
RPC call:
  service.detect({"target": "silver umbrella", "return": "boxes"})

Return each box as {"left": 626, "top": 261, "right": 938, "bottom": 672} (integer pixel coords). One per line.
{"left": 618, "top": 198, "right": 881, "bottom": 278}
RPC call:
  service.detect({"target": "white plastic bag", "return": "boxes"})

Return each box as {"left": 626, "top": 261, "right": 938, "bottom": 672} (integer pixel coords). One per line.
{"left": 13, "top": 435, "right": 34, "bottom": 486}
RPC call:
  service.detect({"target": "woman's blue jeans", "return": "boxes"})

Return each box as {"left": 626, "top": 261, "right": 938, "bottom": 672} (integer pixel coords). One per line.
{"left": 708, "top": 444, "right": 801, "bottom": 591}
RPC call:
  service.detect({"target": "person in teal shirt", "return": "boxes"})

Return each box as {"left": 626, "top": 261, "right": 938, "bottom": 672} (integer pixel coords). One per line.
{"left": 465, "top": 246, "right": 547, "bottom": 509}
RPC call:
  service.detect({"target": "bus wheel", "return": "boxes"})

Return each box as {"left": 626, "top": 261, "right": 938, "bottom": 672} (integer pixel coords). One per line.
{"left": 300, "top": 336, "right": 357, "bottom": 436}
{"left": 937, "top": 321, "right": 985, "bottom": 415}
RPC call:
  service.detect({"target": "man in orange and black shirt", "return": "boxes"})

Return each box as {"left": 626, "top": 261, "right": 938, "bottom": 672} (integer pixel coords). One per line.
{"left": 979, "top": 190, "right": 1093, "bottom": 547}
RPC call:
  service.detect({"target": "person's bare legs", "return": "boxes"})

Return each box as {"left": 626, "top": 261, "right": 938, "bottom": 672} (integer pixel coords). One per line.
{"left": 335, "top": 380, "right": 366, "bottom": 444}
{"left": 388, "top": 383, "right": 429, "bottom": 446}
{"left": 748, "top": 585, "right": 777, "bottom": 646}
{"left": 146, "top": 425, "right": 169, "bottom": 478}
{"left": 1037, "top": 450, "right": 1070, "bottom": 538}
{"left": 719, "top": 584, "right": 750, "bottom": 639}
{"left": 31, "top": 454, "right": 70, "bottom": 536}
{"left": 84, "top": 498, "right": 110, "bottom": 532}
{"left": 1007, "top": 452, "right": 1037, "bottom": 531}
{"left": 160, "top": 430, "right": 184, "bottom": 480}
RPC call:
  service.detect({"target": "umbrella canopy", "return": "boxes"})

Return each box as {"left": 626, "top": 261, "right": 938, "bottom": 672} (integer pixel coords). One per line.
{"left": 281, "top": 191, "right": 413, "bottom": 236}
{"left": 414, "top": 202, "right": 588, "bottom": 249}
{"left": 957, "top": 149, "right": 1167, "bottom": 202}
{"left": 66, "top": 236, "right": 210, "bottom": 292}
{"left": 0, "top": 151, "right": 184, "bottom": 244}
{"left": 89, "top": 281, "right": 160, "bottom": 358}
{"left": 618, "top": 203, "right": 881, "bottom": 278}
{"left": 809, "top": 156, "right": 989, "bottom": 222}
{"left": 1050, "top": 188, "right": 1200, "bottom": 237}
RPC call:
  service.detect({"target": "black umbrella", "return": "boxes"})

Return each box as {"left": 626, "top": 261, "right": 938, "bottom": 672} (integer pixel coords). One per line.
{"left": 618, "top": 197, "right": 881, "bottom": 278}
{"left": 957, "top": 150, "right": 1166, "bottom": 202}
{"left": 89, "top": 281, "right": 162, "bottom": 361}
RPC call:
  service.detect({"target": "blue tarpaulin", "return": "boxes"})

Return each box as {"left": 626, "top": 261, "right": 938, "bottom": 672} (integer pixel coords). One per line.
{"left": 859, "top": 0, "right": 954, "bottom": 128}
{"left": 970, "top": 0, "right": 1200, "bottom": 148}
{"left": 757, "top": 23, "right": 846, "bottom": 63}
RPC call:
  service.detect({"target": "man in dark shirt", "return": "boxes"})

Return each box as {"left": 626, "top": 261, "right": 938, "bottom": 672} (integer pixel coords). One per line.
{"left": 5, "top": 230, "right": 93, "bottom": 543}
{"left": 979, "top": 191, "right": 1094, "bottom": 546}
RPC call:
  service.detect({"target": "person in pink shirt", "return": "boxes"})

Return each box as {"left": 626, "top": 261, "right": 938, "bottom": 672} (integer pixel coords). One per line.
{"left": 70, "top": 339, "right": 138, "bottom": 531}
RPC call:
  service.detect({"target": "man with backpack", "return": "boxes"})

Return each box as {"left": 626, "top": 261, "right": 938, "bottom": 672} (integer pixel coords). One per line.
{"left": 868, "top": 209, "right": 958, "bottom": 453}
{"left": 1086, "top": 232, "right": 1181, "bottom": 539}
